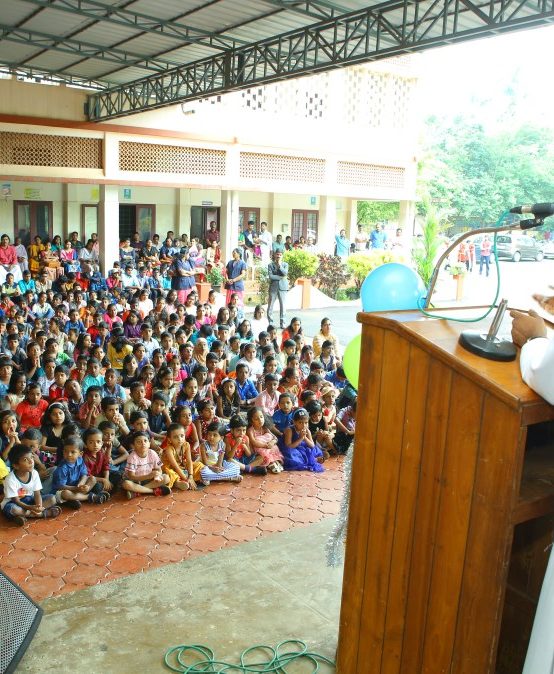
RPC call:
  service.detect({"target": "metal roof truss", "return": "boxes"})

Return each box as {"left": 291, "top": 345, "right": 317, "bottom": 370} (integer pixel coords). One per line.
{"left": 85, "top": 0, "right": 554, "bottom": 120}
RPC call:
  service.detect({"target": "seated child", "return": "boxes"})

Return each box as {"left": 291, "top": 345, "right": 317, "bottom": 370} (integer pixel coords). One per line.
{"left": 305, "top": 400, "right": 334, "bottom": 460}
{"left": 280, "top": 408, "right": 324, "bottom": 473}
{"left": 1, "top": 444, "right": 61, "bottom": 526}
{"left": 15, "top": 382, "right": 49, "bottom": 431}
{"left": 271, "top": 393, "right": 294, "bottom": 438}
{"left": 235, "top": 363, "right": 258, "bottom": 410}
{"left": 224, "top": 414, "right": 267, "bottom": 475}
{"left": 121, "top": 431, "right": 171, "bottom": 498}
{"left": 64, "top": 379, "right": 83, "bottom": 417}
{"left": 81, "top": 358, "right": 105, "bottom": 396}
{"left": 254, "top": 373, "right": 280, "bottom": 417}
{"left": 246, "top": 406, "right": 283, "bottom": 473}
{"left": 20, "top": 427, "right": 51, "bottom": 481}
{"left": 160, "top": 423, "right": 199, "bottom": 490}
{"left": 77, "top": 385, "right": 103, "bottom": 429}
{"left": 147, "top": 392, "right": 172, "bottom": 439}
{"left": 82, "top": 427, "right": 120, "bottom": 494}
{"left": 124, "top": 381, "right": 151, "bottom": 421}
{"left": 334, "top": 398, "right": 357, "bottom": 454}
{"left": 52, "top": 435, "right": 109, "bottom": 508}
{"left": 49, "top": 365, "right": 69, "bottom": 402}
{"left": 99, "top": 420, "right": 128, "bottom": 474}
{"left": 199, "top": 421, "right": 242, "bottom": 484}
{"left": 94, "top": 396, "right": 130, "bottom": 438}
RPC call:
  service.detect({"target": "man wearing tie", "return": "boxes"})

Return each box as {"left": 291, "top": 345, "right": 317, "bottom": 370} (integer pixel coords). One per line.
{"left": 267, "top": 250, "right": 289, "bottom": 329}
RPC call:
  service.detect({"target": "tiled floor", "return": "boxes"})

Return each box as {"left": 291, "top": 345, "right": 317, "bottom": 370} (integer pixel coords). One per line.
{"left": 0, "top": 457, "right": 344, "bottom": 602}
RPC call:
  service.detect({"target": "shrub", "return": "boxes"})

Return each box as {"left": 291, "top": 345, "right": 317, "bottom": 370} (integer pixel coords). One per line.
{"left": 412, "top": 207, "right": 444, "bottom": 288}
{"left": 346, "top": 250, "right": 403, "bottom": 290}
{"left": 314, "top": 254, "right": 351, "bottom": 299}
{"left": 257, "top": 267, "right": 269, "bottom": 305}
{"left": 283, "top": 249, "right": 318, "bottom": 287}
{"left": 206, "top": 266, "right": 224, "bottom": 288}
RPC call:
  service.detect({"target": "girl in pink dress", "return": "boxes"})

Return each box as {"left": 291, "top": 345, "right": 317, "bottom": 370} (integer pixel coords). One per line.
{"left": 246, "top": 406, "right": 283, "bottom": 473}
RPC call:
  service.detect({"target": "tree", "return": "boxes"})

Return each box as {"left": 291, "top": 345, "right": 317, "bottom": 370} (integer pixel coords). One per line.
{"left": 357, "top": 201, "right": 400, "bottom": 225}
{"left": 282, "top": 249, "right": 318, "bottom": 287}
{"left": 411, "top": 204, "right": 443, "bottom": 288}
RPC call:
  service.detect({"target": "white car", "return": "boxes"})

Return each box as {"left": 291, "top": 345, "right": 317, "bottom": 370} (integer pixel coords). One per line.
{"left": 543, "top": 241, "right": 554, "bottom": 259}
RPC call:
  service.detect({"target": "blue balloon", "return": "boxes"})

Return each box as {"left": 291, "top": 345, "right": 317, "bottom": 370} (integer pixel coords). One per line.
{"left": 361, "top": 263, "right": 426, "bottom": 312}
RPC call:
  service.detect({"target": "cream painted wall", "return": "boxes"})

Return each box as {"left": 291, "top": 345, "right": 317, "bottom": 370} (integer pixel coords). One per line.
{"left": 0, "top": 79, "right": 87, "bottom": 121}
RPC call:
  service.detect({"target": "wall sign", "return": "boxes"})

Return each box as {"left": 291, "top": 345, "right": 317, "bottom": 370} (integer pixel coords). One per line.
{"left": 24, "top": 188, "right": 41, "bottom": 200}
{"left": 310, "top": 196, "right": 317, "bottom": 205}
{"left": 201, "top": 200, "right": 213, "bottom": 206}
{"left": 123, "top": 188, "right": 132, "bottom": 200}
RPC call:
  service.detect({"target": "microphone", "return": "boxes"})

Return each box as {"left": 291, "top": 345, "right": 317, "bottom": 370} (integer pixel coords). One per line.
{"left": 510, "top": 203, "right": 554, "bottom": 217}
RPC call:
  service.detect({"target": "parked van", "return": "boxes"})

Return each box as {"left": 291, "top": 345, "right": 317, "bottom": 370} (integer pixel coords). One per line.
{"left": 494, "top": 234, "right": 543, "bottom": 262}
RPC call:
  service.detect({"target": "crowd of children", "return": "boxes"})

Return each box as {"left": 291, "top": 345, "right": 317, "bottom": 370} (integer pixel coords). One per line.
{"left": 0, "top": 232, "right": 357, "bottom": 527}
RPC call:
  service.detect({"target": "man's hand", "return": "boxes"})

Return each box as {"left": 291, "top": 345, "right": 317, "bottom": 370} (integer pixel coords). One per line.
{"left": 510, "top": 309, "right": 547, "bottom": 347}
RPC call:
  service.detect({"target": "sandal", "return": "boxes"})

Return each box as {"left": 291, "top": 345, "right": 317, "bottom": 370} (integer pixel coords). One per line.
{"left": 174, "top": 481, "right": 190, "bottom": 491}
{"left": 42, "top": 506, "right": 62, "bottom": 518}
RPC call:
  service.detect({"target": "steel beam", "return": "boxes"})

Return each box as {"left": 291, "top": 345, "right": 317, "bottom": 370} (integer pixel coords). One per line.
{"left": 20, "top": 0, "right": 248, "bottom": 51}
{"left": 84, "top": 0, "right": 554, "bottom": 120}
{"left": 0, "top": 23, "right": 184, "bottom": 74}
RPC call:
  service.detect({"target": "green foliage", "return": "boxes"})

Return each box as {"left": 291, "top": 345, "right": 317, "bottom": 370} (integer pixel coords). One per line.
{"left": 357, "top": 201, "right": 400, "bottom": 224}
{"left": 422, "top": 117, "right": 554, "bottom": 225}
{"left": 257, "top": 267, "right": 269, "bottom": 305}
{"left": 346, "top": 250, "right": 404, "bottom": 290}
{"left": 314, "top": 254, "right": 351, "bottom": 299}
{"left": 448, "top": 263, "right": 466, "bottom": 277}
{"left": 411, "top": 207, "right": 443, "bottom": 288}
{"left": 206, "top": 266, "right": 224, "bottom": 287}
{"left": 283, "top": 249, "right": 318, "bottom": 287}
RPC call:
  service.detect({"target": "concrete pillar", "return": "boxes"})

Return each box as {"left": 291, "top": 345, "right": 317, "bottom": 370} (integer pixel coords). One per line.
{"left": 347, "top": 199, "right": 358, "bottom": 243}
{"left": 220, "top": 189, "right": 240, "bottom": 262}
{"left": 98, "top": 185, "right": 119, "bottom": 277}
{"left": 63, "top": 184, "right": 81, "bottom": 241}
{"left": 319, "top": 195, "right": 337, "bottom": 253}
{"left": 177, "top": 188, "right": 192, "bottom": 239}
{"left": 399, "top": 200, "right": 416, "bottom": 236}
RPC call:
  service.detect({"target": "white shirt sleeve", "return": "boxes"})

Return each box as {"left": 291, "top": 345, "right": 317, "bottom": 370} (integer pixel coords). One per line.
{"left": 519, "top": 337, "right": 554, "bottom": 404}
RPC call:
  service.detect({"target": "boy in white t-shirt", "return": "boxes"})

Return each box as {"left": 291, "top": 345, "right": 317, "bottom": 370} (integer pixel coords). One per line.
{"left": 1, "top": 444, "right": 61, "bottom": 526}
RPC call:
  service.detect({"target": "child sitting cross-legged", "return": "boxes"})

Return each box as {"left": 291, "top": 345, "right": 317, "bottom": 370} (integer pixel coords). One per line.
{"left": 246, "top": 406, "right": 284, "bottom": 474}
{"left": 99, "top": 420, "right": 128, "bottom": 477}
{"left": 82, "top": 427, "right": 120, "bottom": 495}
{"left": 160, "top": 422, "right": 199, "bottom": 491}
{"left": 121, "top": 431, "right": 171, "bottom": 499}
{"left": 224, "top": 414, "right": 267, "bottom": 476}
{"left": 1, "top": 444, "right": 61, "bottom": 527}
{"left": 52, "top": 435, "right": 110, "bottom": 509}
{"left": 200, "top": 421, "right": 242, "bottom": 485}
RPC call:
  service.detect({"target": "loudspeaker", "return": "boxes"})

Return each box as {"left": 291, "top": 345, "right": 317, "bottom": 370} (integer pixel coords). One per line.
{"left": 0, "top": 571, "right": 43, "bottom": 673}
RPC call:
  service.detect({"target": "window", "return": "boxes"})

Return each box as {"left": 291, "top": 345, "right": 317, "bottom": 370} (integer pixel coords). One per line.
{"left": 14, "top": 201, "right": 53, "bottom": 245}
{"left": 119, "top": 204, "right": 156, "bottom": 241}
{"left": 239, "top": 208, "right": 261, "bottom": 228}
{"left": 291, "top": 210, "right": 319, "bottom": 243}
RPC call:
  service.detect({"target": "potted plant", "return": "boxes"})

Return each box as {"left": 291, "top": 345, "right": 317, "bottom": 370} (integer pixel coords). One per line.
{"left": 448, "top": 263, "right": 466, "bottom": 280}
{"left": 206, "top": 265, "right": 224, "bottom": 292}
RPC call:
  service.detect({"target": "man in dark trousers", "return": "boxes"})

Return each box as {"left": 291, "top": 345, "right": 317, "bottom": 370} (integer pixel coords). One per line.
{"left": 267, "top": 250, "right": 289, "bottom": 329}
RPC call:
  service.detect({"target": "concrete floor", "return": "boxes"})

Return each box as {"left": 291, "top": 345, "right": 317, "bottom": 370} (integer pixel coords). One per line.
{"left": 18, "top": 518, "right": 342, "bottom": 673}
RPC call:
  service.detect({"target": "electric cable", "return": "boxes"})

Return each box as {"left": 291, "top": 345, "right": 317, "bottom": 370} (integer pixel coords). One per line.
{"left": 163, "top": 639, "right": 336, "bottom": 673}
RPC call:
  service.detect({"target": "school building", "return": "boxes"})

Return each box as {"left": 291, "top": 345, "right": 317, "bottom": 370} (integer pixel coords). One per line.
{"left": 0, "top": 56, "right": 419, "bottom": 273}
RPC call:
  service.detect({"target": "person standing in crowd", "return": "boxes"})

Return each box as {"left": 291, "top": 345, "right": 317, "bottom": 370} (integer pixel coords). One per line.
{"left": 257, "top": 222, "right": 273, "bottom": 266}
{"left": 0, "top": 234, "right": 22, "bottom": 285}
{"left": 14, "top": 237, "right": 28, "bottom": 274}
{"left": 354, "top": 224, "right": 368, "bottom": 252}
{"left": 480, "top": 235, "right": 492, "bottom": 277}
{"left": 334, "top": 229, "right": 350, "bottom": 259}
{"left": 267, "top": 250, "right": 289, "bottom": 329}
{"left": 240, "top": 221, "right": 257, "bottom": 267}
{"left": 224, "top": 248, "right": 247, "bottom": 306}
{"left": 205, "top": 221, "right": 220, "bottom": 248}
{"left": 171, "top": 247, "right": 197, "bottom": 304}
{"left": 370, "top": 223, "right": 387, "bottom": 249}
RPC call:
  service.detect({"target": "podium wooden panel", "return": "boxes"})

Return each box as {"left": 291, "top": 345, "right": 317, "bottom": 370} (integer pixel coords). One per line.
{"left": 337, "top": 310, "right": 554, "bottom": 674}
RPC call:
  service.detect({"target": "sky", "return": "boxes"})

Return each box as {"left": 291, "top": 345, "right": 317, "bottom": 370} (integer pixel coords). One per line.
{"left": 417, "top": 23, "right": 554, "bottom": 128}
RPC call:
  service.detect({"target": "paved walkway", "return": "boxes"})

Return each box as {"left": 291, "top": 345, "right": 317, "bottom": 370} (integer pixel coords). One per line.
{"left": 0, "top": 458, "right": 344, "bottom": 602}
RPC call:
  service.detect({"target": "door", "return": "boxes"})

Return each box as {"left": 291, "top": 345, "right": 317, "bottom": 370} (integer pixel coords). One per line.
{"left": 119, "top": 204, "right": 155, "bottom": 241}
{"left": 291, "top": 209, "right": 319, "bottom": 243}
{"left": 239, "top": 207, "right": 260, "bottom": 228}
{"left": 190, "top": 206, "right": 220, "bottom": 243}
{"left": 14, "top": 201, "right": 53, "bottom": 245}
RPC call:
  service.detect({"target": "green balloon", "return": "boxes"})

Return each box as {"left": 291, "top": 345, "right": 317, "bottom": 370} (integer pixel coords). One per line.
{"left": 342, "top": 333, "right": 361, "bottom": 389}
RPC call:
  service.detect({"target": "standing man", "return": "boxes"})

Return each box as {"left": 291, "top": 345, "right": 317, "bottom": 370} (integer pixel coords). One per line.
{"left": 205, "top": 221, "right": 220, "bottom": 248}
{"left": 480, "top": 235, "right": 492, "bottom": 277}
{"left": 334, "top": 229, "right": 350, "bottom": 259}
{"left": 241, "top": 220, "right": 257, "bottom": 266}
{"left": 370, "top": 223, "right": 387, "bottom": 249}
{"left": 257, "top": 222, "right": 273, "bottom": 266}
{"left": 267, "top": 250, "right": 289, "bottom": 329}
{"left": 354, "top": 224, "right": 369, "bottom": 251}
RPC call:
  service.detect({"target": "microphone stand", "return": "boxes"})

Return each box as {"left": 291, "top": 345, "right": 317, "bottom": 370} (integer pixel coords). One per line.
{"left": 423, "top": 218, "right": 544, "bottom": 309}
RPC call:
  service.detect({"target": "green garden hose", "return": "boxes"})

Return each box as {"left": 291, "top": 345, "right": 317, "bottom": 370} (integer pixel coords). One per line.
{"left": 164, "top": 639, "right": 336, "bottom": 673}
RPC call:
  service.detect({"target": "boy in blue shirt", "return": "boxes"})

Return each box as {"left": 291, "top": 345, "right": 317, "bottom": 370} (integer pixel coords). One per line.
{"left": 64, "top": 308, "right": 85, "bottom": 333}
{"left": 235, "top": 363, "right": 258, "bottom": 410}
{"left": 272, "top": 392, "right": 295, "bottom": 438}
{"left": 52, "top": 435, "right": 109, "bottom": 508}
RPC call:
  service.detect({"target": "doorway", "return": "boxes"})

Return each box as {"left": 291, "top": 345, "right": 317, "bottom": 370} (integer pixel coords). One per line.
{"left": 190, "top": 206, "right": 220, "bottom": 244}
{"left": 119, "top": 204, "right": 155, "bottom": 241}
{"left": 14, "top": 201, "right": 53, "bottom": 245}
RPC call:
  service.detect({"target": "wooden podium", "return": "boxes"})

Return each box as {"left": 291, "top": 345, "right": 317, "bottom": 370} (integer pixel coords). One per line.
{"left": 337, "top": 309, "right": 554, "bottom": 674}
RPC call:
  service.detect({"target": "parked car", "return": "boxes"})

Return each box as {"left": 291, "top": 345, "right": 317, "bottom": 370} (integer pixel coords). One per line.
{"left": 543, "top": 240, "right": 554, "bottom": 259}
{"left": 494, "top": 233, "right": 544, "bottom": 262}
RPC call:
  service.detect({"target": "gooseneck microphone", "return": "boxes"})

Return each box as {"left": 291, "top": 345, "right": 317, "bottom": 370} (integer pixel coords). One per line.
{"left": 510, "top": 203, "right": 554, "bottom": 217}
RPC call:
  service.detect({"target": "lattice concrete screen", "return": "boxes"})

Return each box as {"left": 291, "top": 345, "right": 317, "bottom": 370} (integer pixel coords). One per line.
{"left": 0, "top": 132, "right": 102, "bottom": 168}
{"left": 240, "top": 152, "right": 325, "bottom": 183}
{"left": 119, "top": 142, "right": 226, "bottom": 175}
{"left": 337, "top": 161, "right": 405, "bottom": 188}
